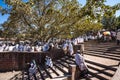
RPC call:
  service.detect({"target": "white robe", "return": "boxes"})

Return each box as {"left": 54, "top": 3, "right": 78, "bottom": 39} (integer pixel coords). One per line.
{"left": 73, "top": 39, "right": 77, "bottom": 45}
{"left": 43, "top": 43, "right": 49, "bottom": 51}
{"left": 117, "top": 32, "right": 120, "bottom": 40}
{"left": 8, "top": 46, "right": 15, "bottom": 51}
{"left": 46, "top": 58, "right": 53, "bottom": 67}
{"left": 75, "top": 53, "right": 87, "bottom": 71}
{"left": 68, "top": 43, "right": 74, "bottom": 55}
{"left": 0, "top": 46, "right": 4, "bottom": 52}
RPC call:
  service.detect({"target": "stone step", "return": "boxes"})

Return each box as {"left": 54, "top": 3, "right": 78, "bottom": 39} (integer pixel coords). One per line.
{"left": 37, "top": 65, "right": 46, "bottom": 80}
{"left": 84, "top": 52, "right": 120, "bottom": 61}
{"left": 88, "top": 70, "right": 109, "bottom": 80}
{"left": 86, "top": 63, "right": 115, "bottom": 75}
{"left": 53, "top": 63, "right": 68, "bottom": 74}
{"left": 87, "top": 64, "right": 113, "bottom": 77}
{"left": 89, "top": 77, "right": 100, "bottom": 80}
{"left": 85, "top": 49, "right": 120, "bottom": 55}
{"left": 85, "top": 59, "right": 117, "bottom": 71}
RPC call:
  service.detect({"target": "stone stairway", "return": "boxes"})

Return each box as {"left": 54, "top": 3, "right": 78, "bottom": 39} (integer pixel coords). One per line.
{"left": 83, "top": 42, "right": 120, "bottom": 80}
{"left": 9, "top": 42, "right": 120, "bottom": 80}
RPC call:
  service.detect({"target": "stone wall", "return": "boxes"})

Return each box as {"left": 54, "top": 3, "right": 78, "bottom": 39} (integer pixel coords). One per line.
{"left": 0, "top": 48, "right": 65, "bottom": 72}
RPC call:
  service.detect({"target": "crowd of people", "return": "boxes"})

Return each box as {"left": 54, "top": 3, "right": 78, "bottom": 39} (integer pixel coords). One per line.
{"left": 0, "top": 41, "right": 43, "bottom": 52}
{"left": 1, "top": 29, "right": 120, "bottom": 78}
{"left": 97, "top": 29, "right": 120, "bottom": 43}
{"left": 0, "top": 36, "right": 85, "bottom": 53}
{"left": 18, "top": 37, "right": 90, "bottom": 78}
{"left": 26, "top": 29, "right": 120, "bottom": 78}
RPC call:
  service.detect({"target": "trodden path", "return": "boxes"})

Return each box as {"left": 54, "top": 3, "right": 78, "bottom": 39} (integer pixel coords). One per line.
{"left": 0, "top": 41, "right": 120, "bottom": 80}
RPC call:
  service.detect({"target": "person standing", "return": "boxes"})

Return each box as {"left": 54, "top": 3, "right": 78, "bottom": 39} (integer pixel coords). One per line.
{"left": 116, "top": 30, "right": 120, "bottom": 45}
{"left": 68, "top": 41, "right": 74, "bottom": 55}
{"left": 75, "top": 50, "right": 89, "bottom": 78}
{"left": 77, "top": 37, "right": 84, "bottom": 55}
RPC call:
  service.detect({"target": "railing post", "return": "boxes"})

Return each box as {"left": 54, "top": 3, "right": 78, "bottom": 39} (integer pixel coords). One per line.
{"left": 69, "top": 64, "right": 76, "bottom": 80}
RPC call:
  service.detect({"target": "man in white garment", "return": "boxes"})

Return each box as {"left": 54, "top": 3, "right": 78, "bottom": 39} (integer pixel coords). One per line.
{"left": 116, "top": 29, "right": 120, "bottom": 45}
{"left": 68, "top": 41, "right": 74, "bottom": 55}
{"left": 75, "top": 50, "right": 89, "bottom": 77}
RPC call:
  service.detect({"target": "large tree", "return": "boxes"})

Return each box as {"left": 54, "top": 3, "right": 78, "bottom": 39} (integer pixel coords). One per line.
{"left": 102, "top": 16, "right": 119, "bottom": 30}
{"left": 116, "top": 16, "right": 120, "bottom": 29}
{"left": 1, "top": 0, "right": 120, "bottom": 41}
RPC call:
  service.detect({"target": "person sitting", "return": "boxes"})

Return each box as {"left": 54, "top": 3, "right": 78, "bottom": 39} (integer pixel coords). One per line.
{"left": 28, "top": 60, "right": 37, "bottom": 79}
{"left": 42, "top": 43, "right": 51, "bottom": 52}
{"left": 62, "top": 41, "right": 69, "bottom": 55}
{"left": 45, "top": 56, "right": 53, "bottom": 68}
{"left": 18, "top": 42, "right": 24, "bottom": 51}
{"left": 13, "top": 44, "right": 19, "bottom": 51}
{"left": 8, "top": 43, "right": 15, "bottom": 51}
{"left": 0, "top": 43, "right": 4, "bottom": 52}
{"left": 4, "top": 43, "right": 10, "bottom": 51}
{"left": 75, "top": 50, "right": 89, "bottom": 78}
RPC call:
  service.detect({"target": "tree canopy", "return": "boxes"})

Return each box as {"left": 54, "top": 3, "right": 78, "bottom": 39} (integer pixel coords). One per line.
{"left": 0, "top": 0, "right": 120, "bottom": 41}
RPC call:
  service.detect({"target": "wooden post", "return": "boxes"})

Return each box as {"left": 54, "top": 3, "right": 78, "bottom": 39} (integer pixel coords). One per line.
{"left": 69, "top": 64, "right": 76, "bottom": 80}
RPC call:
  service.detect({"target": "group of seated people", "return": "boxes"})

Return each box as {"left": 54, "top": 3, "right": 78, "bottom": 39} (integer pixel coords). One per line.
{"left": 0, "top": 38, "right": 89, "bottom": 78}
{"left": 0, "top": 41, "right": 60, "bottom": 52}
{"left": 28, "top": 49, "right": 89, "bottom": 79}
{"left": 0, "top": 42, "right": 43, "bottom": 52}
{"left": 0, "top": 36, "right": 85, "bottom": 53}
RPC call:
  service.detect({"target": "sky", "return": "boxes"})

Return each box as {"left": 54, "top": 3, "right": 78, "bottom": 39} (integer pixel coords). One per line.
{"left": 0, "top": 0, "right": 120, "bottom": 24}
{"left": 0, "top": 0, "right": 9, "bottom": 24}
